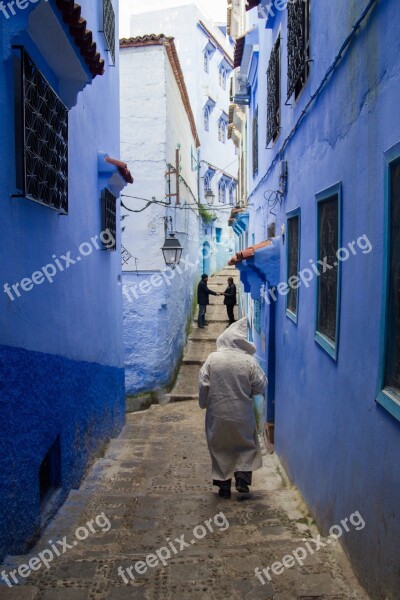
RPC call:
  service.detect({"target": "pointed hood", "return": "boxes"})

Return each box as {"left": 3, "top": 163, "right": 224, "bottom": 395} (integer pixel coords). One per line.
{"left": 216, "top": 317, "right": 256, "bottom": 355}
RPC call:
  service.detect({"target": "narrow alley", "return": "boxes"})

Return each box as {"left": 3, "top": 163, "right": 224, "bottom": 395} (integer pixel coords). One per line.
{"left": 1, "top": 270, "right": 369, "bottom": 600}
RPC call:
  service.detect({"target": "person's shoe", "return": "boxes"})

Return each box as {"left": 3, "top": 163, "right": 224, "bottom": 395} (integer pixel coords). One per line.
{"left": 203, "top": 322, "right": 209, "bottom": 326}
{"left": 235, "top": 478, "right": 250, "bottom": 494}
{"left": 198, "top": 325, "right": 205, "bottom": 329}
{"left": 219, "top": 488, "right": 231, "bottom": 499}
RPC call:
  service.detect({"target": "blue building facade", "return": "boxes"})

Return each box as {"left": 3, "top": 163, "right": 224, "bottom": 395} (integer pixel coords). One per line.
{"left": 230, "top": 0, "right": 400, "bottom": 597}
{"left": 0, "top": 0, "right": 127, "bottom": 560}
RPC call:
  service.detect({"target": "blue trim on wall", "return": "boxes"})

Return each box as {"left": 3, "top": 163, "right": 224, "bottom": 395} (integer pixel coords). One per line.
{"left": 285, "top": 207, "right": 301, "bottom": 324}
{"left": 377, "top": 140, "right": 400, "bottom": 423}
{"left": 314, "top": 182, "right": 342, "bottom": 361}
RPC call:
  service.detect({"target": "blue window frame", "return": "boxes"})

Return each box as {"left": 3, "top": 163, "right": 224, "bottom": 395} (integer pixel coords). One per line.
{"left": 203, "top": 105, "right": 210, "bottom": 131}
{"left": 377, "top": 141, "right": 400, "bottom": 422}
{"left": 203, "top": 49, "right": 209, "bottom": 73}
{"left": 286, "top": 208, "right": 301, "bottom": 323}
{"left": 218, "top": 179, "right": 226, "bottom": 203}
{"left": 315, "top": 182, "right": 342, "bottom": 360}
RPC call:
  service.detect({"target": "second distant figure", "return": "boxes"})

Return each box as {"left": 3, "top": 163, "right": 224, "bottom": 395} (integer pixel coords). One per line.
{"left": 222, "top": 276, "right": 237, "bottom": 325}
{"left": 197, "top": 273, "right": 219, "bottom": 328}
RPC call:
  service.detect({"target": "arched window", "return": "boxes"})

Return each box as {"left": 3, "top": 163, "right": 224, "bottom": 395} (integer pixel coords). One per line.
{"left": 204, "top": 173, "right": 211, "bottom": 195}
{"left": 218, "top": 180, "right": 226, "bottom": 204}
{"left": 203, "top": 105, "right": 210, "bottom": 131}
{"left": 219, "top": 65, "right": 227, "bottom": 90}
{"left": 203, "top": 50, "right": 209, "bottom": 73}
{"left": 218, "top": 119, "right": 227, "bottom": 143}
{"left": 229, "top": 184, "right": 236, "bottom": 206}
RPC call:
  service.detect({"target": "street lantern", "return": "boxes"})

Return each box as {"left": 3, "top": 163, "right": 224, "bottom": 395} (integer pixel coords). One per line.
{"left": 205, "top": 189, "right": 215, "bottom": 205}
{"left": 161, "top": 233, "right": 183, "bottom": 268}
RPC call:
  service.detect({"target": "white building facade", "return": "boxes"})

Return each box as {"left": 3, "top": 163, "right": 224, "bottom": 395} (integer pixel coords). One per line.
{"left": 130, "top": 3, "right": 238, "bottom": 274}
{"left": 120, "top": 35, "right": 201, "bottom": 395}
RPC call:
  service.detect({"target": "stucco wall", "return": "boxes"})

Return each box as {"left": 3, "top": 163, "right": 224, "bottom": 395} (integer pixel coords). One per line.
{"left": 130, "top": 4, "right": 237, "bottom": 274}
{"left": 0, "top": 0, "right": 125, "bottom": 559}
{"left": 120, "top": 41, "right": 200, "bottom": 396}
{"left": 242, "top": 1, "right": 400, "bottom": 597}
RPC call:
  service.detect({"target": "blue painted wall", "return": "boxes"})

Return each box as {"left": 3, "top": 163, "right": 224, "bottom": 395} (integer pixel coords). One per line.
{"left": 240, "top": 1, "right": 400, "bottom": 597}
{"left": 0, "top": 0, "right": 125, "bottom": 559}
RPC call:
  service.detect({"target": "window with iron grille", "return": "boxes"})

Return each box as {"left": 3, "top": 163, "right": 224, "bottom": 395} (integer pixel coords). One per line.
{"left": 103, "top": 0, "right": 116, "bottom": 65}
{"left": 14, "top": 48, "right": 68, "bottom": 213}
{"left": 218, "top": 118, "right": 227, "bottom": 143}
{"left": 286, "top": 211, "right": 300, "bottom": 321}
{"left": 101, "top": 188, "right": 117, "bottom": 250}
{"left": 266, "top": 37, "right": 281, "bottom": 147}
{"left": 252, "top": 107, "right": 258, "bottom": 178}
{"left": 315, "top": 184, "right": 341, "bottom": 359}
{"left": 204, "top": 105, "right": 210, "bottom": 131}
{"left": 287, "top": 0, "right": 310, "bottom": 101}
{"left": 203, "top": 49, "right": 209, "bottom": 73}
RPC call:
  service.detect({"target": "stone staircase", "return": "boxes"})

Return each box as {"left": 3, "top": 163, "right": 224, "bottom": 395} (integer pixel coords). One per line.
{"left": 167, "top": 267, "right": 239, "bottom": 403}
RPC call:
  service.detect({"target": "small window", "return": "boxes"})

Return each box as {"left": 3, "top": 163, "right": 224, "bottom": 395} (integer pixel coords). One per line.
{"left": 378, "top": 149, "right": 400, "bottom": 421}
{"left": 287, "top": 0, "right": 310, "bottom": 100}
{"left": 286, "top": 210, "right": 300, "bottom": 322}
{"left": 14, "top": 48, "right": 68, "bottom": 213}
{"left": 204, "top": 173, "right": 211, "bottom": 195}
{"left": 219, "top": 65, "right": 227, "bottom": 89}
{"left": 101, "top": 188, "right": 117, "bottom": 250}
{"left": 229, "top": 184, "right": 236, "bottom": 206}
{"left": 203, "top": 105, "right": 210, "bottom": 131}
{"left": 102, "top": 0, "right": 116, "bottom": 65}
{"left": 315, "top": 184, "right": 341, "bottom": 359}
{"left": 216, "top": 227, "right": 222, "bottom": 243}
{"left": 266, "top": 36, "right": 281, "bottom": 146}
{"left": 203, "top": 49, "right": 209, "bottom": 73}
{"left": 218, "top": 119, "right": 227, "bottom": 143}
{"left": 39, "top": 437, "right": 61, "bottom": 508}
{"left": 218, "top": 180, "right": 226, "bottom": 204}
{"left": 252, "top": 107, "right": 258, "bottom": 178}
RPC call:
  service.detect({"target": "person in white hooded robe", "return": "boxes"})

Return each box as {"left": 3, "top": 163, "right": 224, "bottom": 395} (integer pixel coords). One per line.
{"left": 198, "top": 318, "right": 267, "bottom": 498}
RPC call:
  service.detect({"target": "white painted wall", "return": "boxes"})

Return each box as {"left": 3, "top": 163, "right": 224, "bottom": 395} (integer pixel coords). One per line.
{"left": 129, "top": 3, "right": 238, "bottom": 273}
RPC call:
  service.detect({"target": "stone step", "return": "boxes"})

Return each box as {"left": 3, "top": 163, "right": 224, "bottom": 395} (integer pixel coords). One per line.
{"left": 169, "top": 364, "right": 201, "bottom": 396}
{"left": 167, "top": 394, "right": 198, "bottom": 403}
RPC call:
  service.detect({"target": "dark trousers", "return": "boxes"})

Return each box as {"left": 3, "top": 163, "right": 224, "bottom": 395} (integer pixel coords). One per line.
{"left": 213, "top": 471, "right": 252, "bottom": 491}
{"left": 198, "top": 304, "right": 206, "bottom": 327}
{"left": 226, "top": 305, "right": 235, "bottom": 324}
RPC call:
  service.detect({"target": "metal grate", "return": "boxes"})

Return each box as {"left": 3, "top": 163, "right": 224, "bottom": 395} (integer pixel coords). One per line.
{"left": 14, "top": 48, "right": 68, "bottom": 213}
{"left": 103, "top": 0, "right": 116, "bottom": 65}
{"left": 252, "top": 107, "right": 258, "bottom": 178}
{"left": 317, "top": 196, "right": 338, "bottom": 342}
{"left": 287, "top": 0, "right": 310, "bottom": 101}
{"left": 266, "top": 37, "right": 281, "bottom": 147}
{"left": 287, "top": 214, "right": 299, "bottom": 316}
{"left": 101, "top": 188, "right": 117, "bottom": 250}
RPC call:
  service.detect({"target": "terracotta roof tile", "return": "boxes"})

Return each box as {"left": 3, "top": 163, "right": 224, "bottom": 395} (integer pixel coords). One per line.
{"left": 105, "top": 157, "right": 134, "bottom": 184}
{"left": 228, "top": 240, "right": 272, "bottom": 266}
{"left": 55, "top": 0, "right": 105, "bottom": 77}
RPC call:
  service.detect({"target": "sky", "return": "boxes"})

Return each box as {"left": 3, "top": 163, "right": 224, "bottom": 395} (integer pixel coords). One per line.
{"left": 119, "top": 0, "right": 228, "bottom": 38}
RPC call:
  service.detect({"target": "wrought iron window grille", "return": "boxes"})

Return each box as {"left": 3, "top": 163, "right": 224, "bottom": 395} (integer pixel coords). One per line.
{"left": 101, "top": 188, "right": 117, "bottom": 250}
{"left": 13, "top": 47, "right": 68, "bottom": 213}
{"left": 287, "top": 0, "right": 311, "bottom": 102}
{"left": 266, "top": 36, "right": 281, "bottom": 148}
{"left": 252, "top": 107, "right": 259, "bottom": 178}
{"left": 102, "top": 0, "right": 116, "bottom": 65}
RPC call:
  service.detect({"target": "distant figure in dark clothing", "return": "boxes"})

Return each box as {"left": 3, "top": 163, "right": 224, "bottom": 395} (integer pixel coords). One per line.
{"left": 197, "top": 274, "right": 219, "bottom": 328}
{"left": 223, "top": 277, "right": 237, "bottom": 325}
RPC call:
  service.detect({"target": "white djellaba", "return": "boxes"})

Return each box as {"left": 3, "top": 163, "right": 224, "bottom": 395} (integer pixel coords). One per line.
{"left": 199, "top": 318, "right": 268, "bottom": 482}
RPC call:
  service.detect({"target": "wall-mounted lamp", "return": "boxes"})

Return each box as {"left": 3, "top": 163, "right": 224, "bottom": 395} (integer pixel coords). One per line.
{"left": 161, "top": 216, "right": 183, "bottom": 268}
{"left": 205, "top": 189, "right": 215, "bottom": 205}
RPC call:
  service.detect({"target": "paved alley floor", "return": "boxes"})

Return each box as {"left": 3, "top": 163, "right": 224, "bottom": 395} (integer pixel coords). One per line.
{"left": 0, "top": 269, "right": 370, "bottom": 600}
